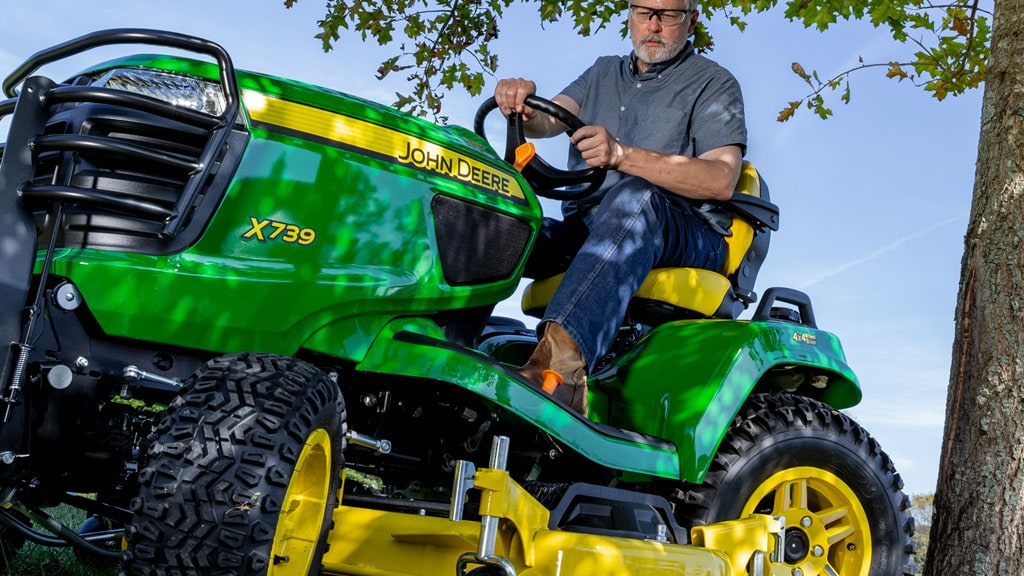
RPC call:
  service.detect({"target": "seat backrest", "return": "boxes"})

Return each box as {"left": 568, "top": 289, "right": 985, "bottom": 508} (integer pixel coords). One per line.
{"left": 718, "top": 160, "right": 774, "bottom": 317}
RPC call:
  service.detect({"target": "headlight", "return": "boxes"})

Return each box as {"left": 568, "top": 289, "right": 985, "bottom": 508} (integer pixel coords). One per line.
{"left": 93, "top": 67, "right": 226, "bottom": 116}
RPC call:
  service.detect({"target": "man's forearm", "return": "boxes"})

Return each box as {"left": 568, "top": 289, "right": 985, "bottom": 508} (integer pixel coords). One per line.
{"left": 615, "top": 145, "right": 742, "bottom": 201}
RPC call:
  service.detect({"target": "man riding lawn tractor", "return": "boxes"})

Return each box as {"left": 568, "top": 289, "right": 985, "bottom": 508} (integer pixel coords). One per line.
{"left": 0, "top": 21, "right": 913, "bottom": 576}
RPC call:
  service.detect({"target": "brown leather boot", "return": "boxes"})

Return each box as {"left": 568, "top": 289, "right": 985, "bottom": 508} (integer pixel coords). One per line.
{"left": 517, "top": 322, "right": 588, "bottom": 415}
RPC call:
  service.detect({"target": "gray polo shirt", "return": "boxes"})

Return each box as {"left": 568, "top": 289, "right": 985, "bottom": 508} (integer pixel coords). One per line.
{"left": 558, "top": 42, "right": 747, "bottom": 229}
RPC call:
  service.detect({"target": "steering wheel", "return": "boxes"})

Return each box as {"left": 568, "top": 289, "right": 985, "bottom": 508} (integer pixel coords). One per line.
{"left": 473, "top": 94, "right": 606, "bottom": 200}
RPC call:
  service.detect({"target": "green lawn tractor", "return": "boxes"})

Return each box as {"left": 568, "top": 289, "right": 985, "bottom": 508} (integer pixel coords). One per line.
{"left": 0, "top": 29, "right": 916, "bottom": 576}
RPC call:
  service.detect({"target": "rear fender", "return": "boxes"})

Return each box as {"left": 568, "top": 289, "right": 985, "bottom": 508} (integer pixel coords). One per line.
{"left": 589, "top": 319, "right": 861, "bottom": 484}
{"left": 356, "top": 318, "right": 682, "bottom": 479}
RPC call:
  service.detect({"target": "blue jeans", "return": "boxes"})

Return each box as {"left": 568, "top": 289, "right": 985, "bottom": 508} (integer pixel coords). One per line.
{"left": 527, "top": 176, "right": 725, "bottom": 369}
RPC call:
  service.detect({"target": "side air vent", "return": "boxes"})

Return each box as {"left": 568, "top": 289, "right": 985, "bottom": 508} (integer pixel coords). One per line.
{"left": 431, "top": 194, "right": 532, "bottom": 286}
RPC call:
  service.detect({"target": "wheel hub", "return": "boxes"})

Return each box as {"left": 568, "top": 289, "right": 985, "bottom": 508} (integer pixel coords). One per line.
{"left": 784, "top": 528, "right": 810, "bottom": 563}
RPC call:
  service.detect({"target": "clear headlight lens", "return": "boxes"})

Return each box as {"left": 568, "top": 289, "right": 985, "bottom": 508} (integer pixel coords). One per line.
{"left": 94, "top": 67, "right": 226, "bottom": 116}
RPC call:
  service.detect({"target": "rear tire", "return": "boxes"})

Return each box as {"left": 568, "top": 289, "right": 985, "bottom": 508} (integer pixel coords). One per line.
{"left": 672, "top": 393, "right": 916, "bottom": 576}
{"left": 125, "top": 353, "right": 346, "bottom": 575}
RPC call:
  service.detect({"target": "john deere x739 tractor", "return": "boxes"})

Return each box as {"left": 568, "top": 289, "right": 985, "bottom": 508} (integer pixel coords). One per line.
{"left": 0, "top": 29, "right": 915, "bottom": 575}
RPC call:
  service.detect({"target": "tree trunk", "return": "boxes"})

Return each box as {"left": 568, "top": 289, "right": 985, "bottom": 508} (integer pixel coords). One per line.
{"left": 926, "top": 1, "right": 1024, "bottom": 574}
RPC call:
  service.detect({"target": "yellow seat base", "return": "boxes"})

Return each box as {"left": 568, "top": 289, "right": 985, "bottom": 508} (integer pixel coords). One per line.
{"left": 522, "top": 267, "right": 732, "bottom": 319}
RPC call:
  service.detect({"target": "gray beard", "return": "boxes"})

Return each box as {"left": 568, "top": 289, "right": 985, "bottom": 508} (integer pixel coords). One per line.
{"left": 633, "top": 35, "right": 687, "bottom": 66}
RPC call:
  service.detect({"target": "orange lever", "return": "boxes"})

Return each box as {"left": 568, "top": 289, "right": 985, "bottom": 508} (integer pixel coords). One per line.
{"left": 513, "top": 143, "right": 536, "bottom": 172}
{"left": 541, "top": 369, "right": 564, "bottom": 394}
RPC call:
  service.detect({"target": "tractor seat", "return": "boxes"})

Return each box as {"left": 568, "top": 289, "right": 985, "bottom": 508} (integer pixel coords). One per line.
{"left": 521, "top": 161, "right": 779, "bottom": 322}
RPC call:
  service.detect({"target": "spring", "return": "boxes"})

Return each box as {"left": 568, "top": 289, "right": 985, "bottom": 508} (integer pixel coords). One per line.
{"left": 1, "top": 343, "right": 31, "bottom": 422}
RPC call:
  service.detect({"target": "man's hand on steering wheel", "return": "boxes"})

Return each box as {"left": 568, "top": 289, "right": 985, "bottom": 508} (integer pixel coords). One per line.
{"left": 474, "top": 88, "right": 607, "bottom": 200}
{"left": 570, "top": 125, "right": 627, "bottom": 171}
{"left": 493, "top": 78, "right": 539, "bottom": 119}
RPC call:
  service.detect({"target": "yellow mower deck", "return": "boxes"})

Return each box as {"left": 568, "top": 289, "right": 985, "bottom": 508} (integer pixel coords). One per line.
{"left": 321, "top": 438, "right": 785, "bottom": 576}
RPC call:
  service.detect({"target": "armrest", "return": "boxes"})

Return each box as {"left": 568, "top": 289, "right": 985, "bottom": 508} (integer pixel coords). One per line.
{"left": 723, "top": 192, "right": 780, "bottom": 232}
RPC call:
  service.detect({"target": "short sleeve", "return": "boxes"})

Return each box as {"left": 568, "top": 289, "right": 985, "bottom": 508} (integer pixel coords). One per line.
{"left": 690, "top": 71, "right": 747, "bottom": 157}
{"left": 559, "top": 68, "right": 590, "bottom": 109}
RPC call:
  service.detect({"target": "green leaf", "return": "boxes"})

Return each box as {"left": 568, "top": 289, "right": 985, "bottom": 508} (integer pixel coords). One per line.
{"left": 301, "top": 0, "right": 990, "bottom": 119}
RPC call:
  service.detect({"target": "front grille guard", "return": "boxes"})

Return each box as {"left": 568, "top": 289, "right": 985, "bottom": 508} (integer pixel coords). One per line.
{"left": 0, "top": 29, "right": 241, "bottom": 438}
{"left": 0, "top": 28, "right": 241, "bottom": 238}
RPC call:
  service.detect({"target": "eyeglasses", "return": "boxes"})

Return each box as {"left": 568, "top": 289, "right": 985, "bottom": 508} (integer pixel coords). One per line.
{"left": 628, "top": 4, "right": 695, "bottom": 26}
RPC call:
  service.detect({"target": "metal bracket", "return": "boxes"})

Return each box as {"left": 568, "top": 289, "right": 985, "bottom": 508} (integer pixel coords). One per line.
{"left": 449, "top": 460, "right": 476, "bottom": 522}
{"left": 344, "top": 430, "right": 392, "bottom": 455}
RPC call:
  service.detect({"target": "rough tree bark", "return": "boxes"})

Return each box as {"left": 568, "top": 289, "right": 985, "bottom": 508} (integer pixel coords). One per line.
{"left": 926, "top": 1, "right": 1024, "bottom": 574}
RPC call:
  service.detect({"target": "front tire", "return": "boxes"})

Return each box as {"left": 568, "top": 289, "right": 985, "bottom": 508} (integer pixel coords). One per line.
{"left": 125, "top": 353, "right": 346, "bottom": 575}
{"left": 672, "top": 393, "right": 916, "bottom": 576}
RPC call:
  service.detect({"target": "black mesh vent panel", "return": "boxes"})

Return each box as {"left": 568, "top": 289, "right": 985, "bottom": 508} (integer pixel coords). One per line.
{"left": 432, "top": 195, "right": 532, "bottom": 286}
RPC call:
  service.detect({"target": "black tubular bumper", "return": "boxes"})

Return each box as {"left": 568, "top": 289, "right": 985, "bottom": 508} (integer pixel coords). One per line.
{"left": 0, "top": 28, "right": 242, "bottom": 388}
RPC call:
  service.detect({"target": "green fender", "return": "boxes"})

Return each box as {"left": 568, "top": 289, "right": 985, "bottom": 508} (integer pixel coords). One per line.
{"left": 355, "top": 317, "right": 860, "bottom": 484}
{"left": 355, "top": 318, "right": 682, "bottom": 479}
{"left": 588, "top": 318, "right": 862, "bottom": 484}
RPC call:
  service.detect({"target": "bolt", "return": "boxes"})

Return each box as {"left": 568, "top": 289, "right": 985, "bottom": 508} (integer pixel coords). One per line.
{"left": 801, "top": 516, "right": 812, "bottom": 528}
{"left": 75, "top": 357, "right": 89, "bottom": 370}
{"left": 272, "top": 555, "right": 290, "bottom": 565}
{"left": 847, "top": 543, "right": 856, "bottom": 551}
{"left": 793, "top": 569, "right": 803, "bottom": 576}
{"left": 64, "top": 291, "right": 75, "bottom": 302}
{"left": 812, "top": 545, "right": 824, "bottom": 557}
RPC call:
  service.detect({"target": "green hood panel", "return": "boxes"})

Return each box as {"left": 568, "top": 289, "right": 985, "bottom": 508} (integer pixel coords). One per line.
{"left": 43, "top": 55, "right": 541, "bottom": 359}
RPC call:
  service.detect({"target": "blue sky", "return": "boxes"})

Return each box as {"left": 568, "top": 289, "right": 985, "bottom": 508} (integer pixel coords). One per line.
{"left": 0, "top": 1, "right": 985, "bottom": 496}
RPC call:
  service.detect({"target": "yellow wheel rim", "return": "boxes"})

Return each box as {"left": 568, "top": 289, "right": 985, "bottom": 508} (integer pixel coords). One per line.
{"left": 740, "top": 466, "right": 872, "bottom": 576}
{"left": 269, "top": 428, "right": 332, "bottom": 576}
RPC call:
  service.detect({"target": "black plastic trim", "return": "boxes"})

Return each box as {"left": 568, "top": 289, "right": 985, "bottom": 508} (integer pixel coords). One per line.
{"left": 548, "top": 482, "right": 687, "bottom": 544}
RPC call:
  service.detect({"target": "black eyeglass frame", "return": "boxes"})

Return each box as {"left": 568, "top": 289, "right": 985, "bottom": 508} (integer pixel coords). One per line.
{"left": 628, "top": 4, "right": 697, "bottom": 25}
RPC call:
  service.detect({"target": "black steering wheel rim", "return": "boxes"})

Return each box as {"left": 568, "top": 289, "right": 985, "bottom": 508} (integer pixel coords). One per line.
{"left": 474, "top": 94, "right": 606, "bottom": 201}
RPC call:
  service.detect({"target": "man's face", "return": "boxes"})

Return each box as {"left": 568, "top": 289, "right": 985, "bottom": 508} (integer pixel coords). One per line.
{"left": 628, "top": 1, "right": 697, "bottom": 68}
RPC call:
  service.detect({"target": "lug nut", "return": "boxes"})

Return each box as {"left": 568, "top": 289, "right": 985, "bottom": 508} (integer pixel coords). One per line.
{"left": 812, "top": 545, "right": 824, "bottom": 557}
{"left": 800, "top": 516, "right": 812, "bottom": 528}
